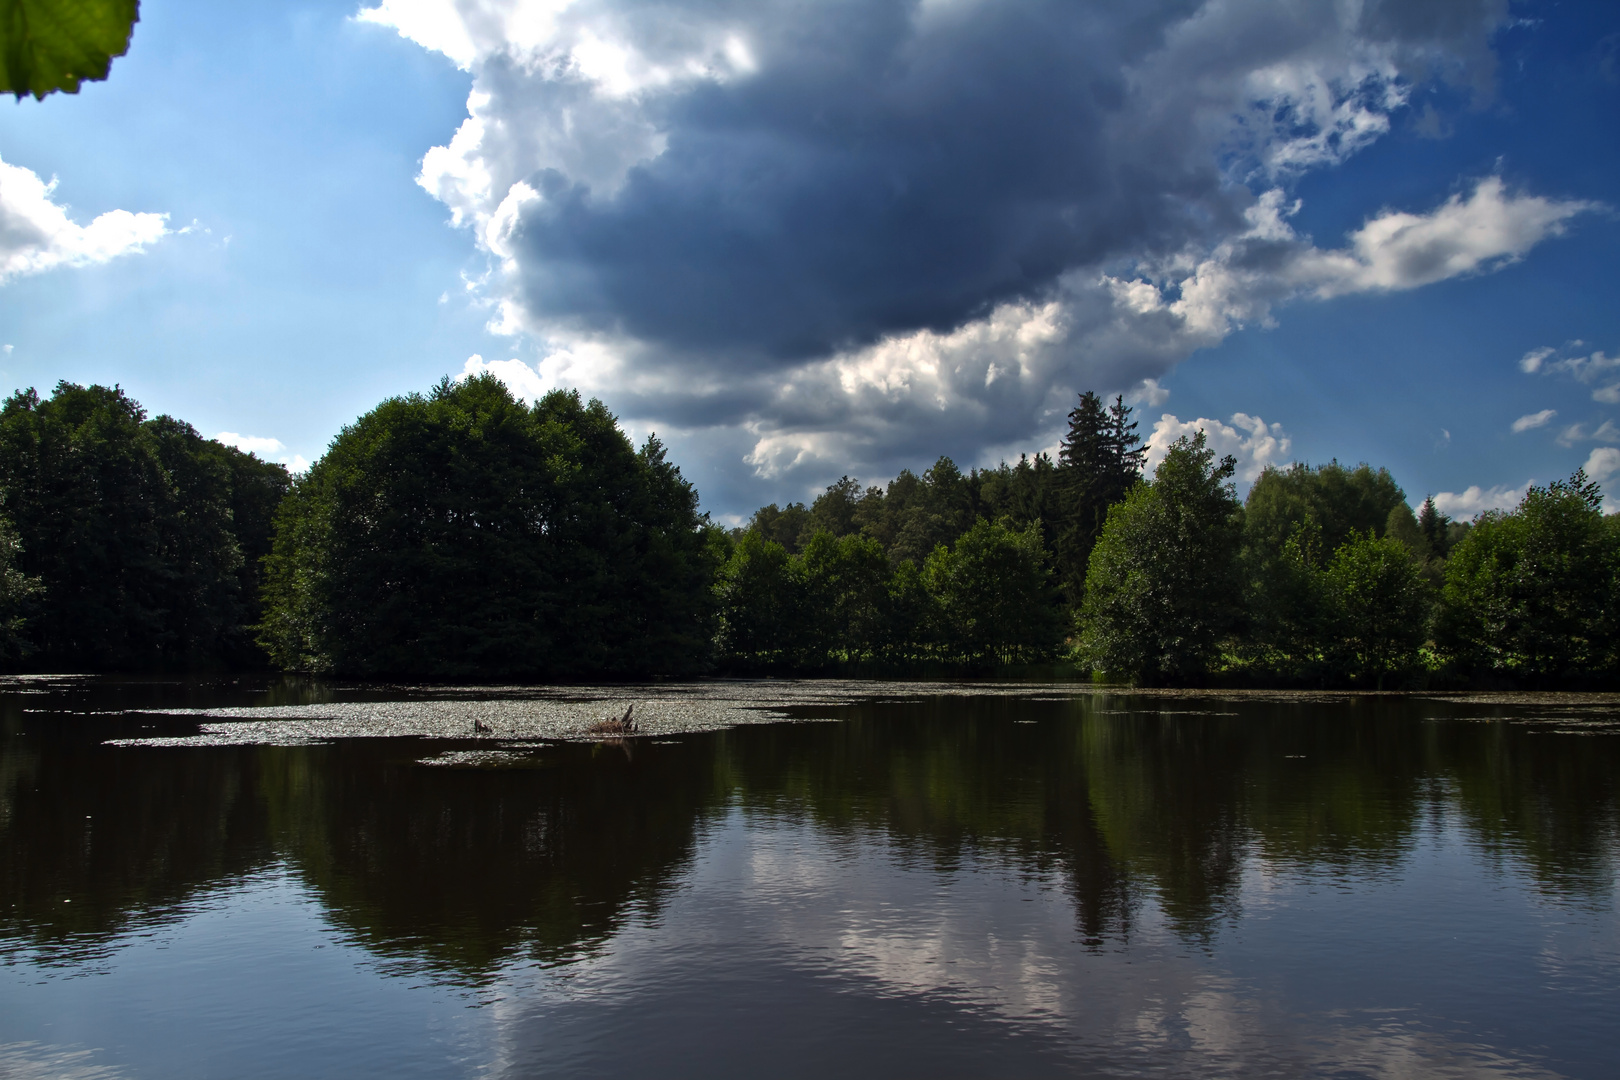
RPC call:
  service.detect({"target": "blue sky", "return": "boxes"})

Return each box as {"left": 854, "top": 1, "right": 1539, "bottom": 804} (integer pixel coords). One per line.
{"left": 1, "top": 0, "right": 1616, "bottom": 521}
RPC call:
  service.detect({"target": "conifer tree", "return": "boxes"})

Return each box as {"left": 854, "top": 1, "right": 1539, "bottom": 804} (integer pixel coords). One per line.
{"left": 1417, "top": 495, "right": 1451, "bottom": 558}
{"left": 1054, "top": 392, "right": 1146, "bottom": 603}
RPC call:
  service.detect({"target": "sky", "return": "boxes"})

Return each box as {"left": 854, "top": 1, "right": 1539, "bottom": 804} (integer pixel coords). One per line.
{"left": 1, "top": 0, "right": 1617, "bottom": 523}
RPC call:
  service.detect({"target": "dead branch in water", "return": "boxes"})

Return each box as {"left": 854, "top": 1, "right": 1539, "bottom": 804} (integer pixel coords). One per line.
{"left": 585, "top": 703, "right": 638, "bottom": 736}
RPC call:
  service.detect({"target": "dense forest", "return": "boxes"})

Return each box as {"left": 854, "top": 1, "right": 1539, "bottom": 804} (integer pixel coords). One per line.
{"left": 0, "top": 377, "right": 1613, "bottom": 686}
{"left": 0, "top": 383, "right": 288, "bottom": 669}
{"left": 257, "top": 375, "right": 715, "bottom": 679}
{"left": 718, "top": 395, "right": 1617, "bottom": 686}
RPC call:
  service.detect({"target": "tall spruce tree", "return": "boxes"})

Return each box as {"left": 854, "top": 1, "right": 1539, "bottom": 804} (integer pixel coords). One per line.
{"left": 1055, "top": 392, "right": 1146, "bottom": 603}
{"left": 1417, "top": 495, "right": 1452, "bottom": 559}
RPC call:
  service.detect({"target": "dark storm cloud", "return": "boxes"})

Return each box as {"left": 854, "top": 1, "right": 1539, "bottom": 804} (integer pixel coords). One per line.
{"left": 380, "top": 0, "right": 1593, "bottom": 510}
{"left": 475, "top": 0, "right": 1503, "bottom": 362}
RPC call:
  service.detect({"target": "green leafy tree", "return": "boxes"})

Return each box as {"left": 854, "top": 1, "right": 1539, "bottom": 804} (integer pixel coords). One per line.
{"left": 745, "top": 501, "right": 812, "bottom": 552}
{"left": 1384, "top": 502, "right": 1425, "bottom": 557}
{"left": 799, "top": 530, "right": 894, "bottom": 661}
{"left": 1435, "top": 471, "right": 1616, "bottom": 680}
{"left": 1245, "top": 461, "right": 1406, "bottom": 560}
{"left": 1, "top": 0, "right": 138, "bottom": 99}
{"left": 1078, "top": 432, "right": 1243, "bottom": 683}
{"left": 1241, "top": 460, "right": 1410, "bottom": 676}
{"left": 1321, "top": 531, "right": 1431, "bottom": 688}
{"left": 1242, "top": 515, "right": 1332, "bottom": 680}
{"left": 884, "top": 457, "right": 975, "bottom": 565}
{"left": 882, "top": 558, "right": 940, "bottom": 663}
{"left": 807, "top": 476, "right": 863, "bottom": 539}
{"left": 714, "top": 530, "right": 809, "bottom": 667}
{"left": 0, "top": 382, "right": 287, "bottom": 669}
{"left": 259, "top": 375, "right": 715, "bottom": 678}
{"left": 923, "top": 518, "right": 1060, "bottom": 665}
{"left": 0, "top": 516, "right": 41, "bottom": 662}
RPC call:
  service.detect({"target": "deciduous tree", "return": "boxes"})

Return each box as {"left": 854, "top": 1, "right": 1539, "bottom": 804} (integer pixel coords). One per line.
{"left": 1079, "top": 432, "right": 1242, "bottom": 683}
{"left": 1435, "top": 471, "right": 1616, "bottom": 680}
{"left": 260, "top": 375, "right": 716, "bottom": 678}
{"left": 0, "top": 382, "right": 287, "bottom": 669}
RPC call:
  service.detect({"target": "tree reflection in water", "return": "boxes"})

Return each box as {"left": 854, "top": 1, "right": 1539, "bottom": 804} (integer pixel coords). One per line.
{"left": 1, "top": 682, "right": 1617, "bottom": 983}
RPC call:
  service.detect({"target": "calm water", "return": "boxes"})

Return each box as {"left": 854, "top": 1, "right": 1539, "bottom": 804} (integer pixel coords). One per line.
{"left": 2, "top": 678, "right": 1617, "bottom": 1079}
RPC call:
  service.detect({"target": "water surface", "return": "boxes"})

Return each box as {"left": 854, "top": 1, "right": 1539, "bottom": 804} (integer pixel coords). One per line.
{"left": 2, "top": 678, "right": 1617, "bottom": 1078}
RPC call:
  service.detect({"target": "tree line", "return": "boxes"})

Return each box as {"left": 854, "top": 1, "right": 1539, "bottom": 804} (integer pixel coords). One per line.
{"left": 716, "top": 394, "right": 1617, "bottom": 685}
{"left": 0, "top": 377, "right": 1613, "bottom": 685}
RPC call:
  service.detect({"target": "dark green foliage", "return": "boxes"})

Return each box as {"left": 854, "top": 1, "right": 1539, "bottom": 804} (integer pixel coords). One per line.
{"left": 722, "top": 390, "right": 1143, "bottom": 672}
{"left": 975, "top": 452, "right": 1063, "bottom": 540}
{"left": 1245, "top": 461, "right": 1406, "bottom": 560}
{"left": 884, "top": 457, "right": 977, "bottom": 565}
{"left": 1418, "top": 496, "right": 1447, "bottom": 557}
{"left": 1241, "top": 460, "right": 1411, "bottom": 676}
{"left": 1055, "top": 392, "right": 1147, "bottom": 602}
{"left": 745, "top": 501, "right": 812, "bottom": 552}
{"left": 714, "top": 392, "right": 1153, "bottom": 674}
{"left": 720, "top": 392, "right": 1613, "bottom": 688}
{"left": 0, "top": 516, "right": 41, "bottom": 661}
{"left": 716, "top": 529, "right": 910, "bottom": 670}
{"left": 923, "top": 518, "right": 1060, "bottom": 665}
{"left": 883, "top": 557, "right": 941, "bottom": 662}
{"left": 0, "top": 382, "right": 288, "bottom": 670}
{"left": 1321, "top": 531, "right": 1431, "bottom": 688}
{"left": 1435, "top": 472, "right": 1617, "bottom": 681}
{"left": 1384, "top": 502, "right": 1425, "bottom": 557}
{"left": 1078, "top": 433, "right": 1243, "bottom": 683}
{"left": 807, "top": 476, "right": 863, "bottom": 539}
{"left": 801, "top": 530, "right": 895, "bottom": 659}
{"left": 0, "top": 0, "right": 137, "bottom": 99}
{"left": 715, "top": 516, "right": 1061, "bottom": 671}
{"left": 259, "top": 375, "right": 716, "bottom": 679}
{"left": 739, "top": 391, "right": 1143, "bottom": 591}
{"left": 715, "top": 531, "right": 806, "bottom": 666}
{"left": 1241, "top": 516, "right": 1332, "bottom": 679}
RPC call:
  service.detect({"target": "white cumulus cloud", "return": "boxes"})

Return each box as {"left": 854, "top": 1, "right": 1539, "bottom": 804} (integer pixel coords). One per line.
{"left": 1296, "top": 178, "right": 1592, "bottom": 298}
{"left": 1584, "top": 447, "right": 1620, "bottom": 512}
{"left": 1144, "top": 412, "right": 1292, "bottom": 484}
{"left": 214, "top": 431, "right": 287, "bottom": 455}
{"left": 1584, "top": 447, "right": 1620, "bottom": 485}
{"left": 1521, "top": 343, "right": 1620, "bottom": 403}
{"left": 1130, "top": 378, "right": 1171, "bottom": 407}
{"left": 214, "top": 431, "right": 308, "bottom": 473}
{"left": 1519, "top": 346, "right": 1554, "bottom": 373}
{"left": 1433, "top": 481, "right": 1530, "bottom": 519}
{"left": 1, "top": 154, "right": 169, "bottom": 284}
{"left": 1510, "top": 409, "right": 1556, "bottom": 434}
{"left": 460, "top": 353, "right": 551, "bottom": 401}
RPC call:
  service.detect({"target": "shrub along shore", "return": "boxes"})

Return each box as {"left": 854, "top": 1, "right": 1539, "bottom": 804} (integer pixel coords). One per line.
{"left": 0, "top": 377, "right": 1614, "bottom": 687}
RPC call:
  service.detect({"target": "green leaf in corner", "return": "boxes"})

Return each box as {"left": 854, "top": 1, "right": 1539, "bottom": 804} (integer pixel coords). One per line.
{"left": 0, "top": 0, "right": 140, "bottom": 100}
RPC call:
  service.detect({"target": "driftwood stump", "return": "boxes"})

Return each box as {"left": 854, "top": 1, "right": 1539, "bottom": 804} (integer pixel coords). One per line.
{"left": 585, "top": 703, "right": 638, "bottom": 736}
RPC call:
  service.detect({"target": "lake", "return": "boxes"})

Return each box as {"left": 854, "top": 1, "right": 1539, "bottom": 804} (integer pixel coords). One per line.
{"left": 2, "top": 677, "right": 1617, "bottom": 1079}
